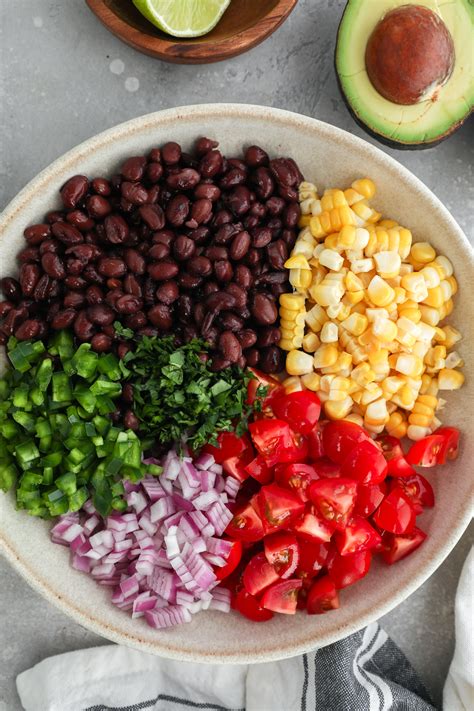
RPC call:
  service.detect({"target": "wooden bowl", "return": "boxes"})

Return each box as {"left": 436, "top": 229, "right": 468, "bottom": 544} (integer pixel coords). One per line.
{"left": 86, "top": 0, "right": 298, "bottom": 64}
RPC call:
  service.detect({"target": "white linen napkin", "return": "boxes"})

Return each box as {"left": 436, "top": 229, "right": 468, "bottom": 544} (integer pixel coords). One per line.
{"left": 443, "top": 546, "right": 474, "bottom": 711}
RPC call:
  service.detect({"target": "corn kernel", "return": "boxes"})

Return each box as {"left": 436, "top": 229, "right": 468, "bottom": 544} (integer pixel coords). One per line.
{"left": 445, "top": 351, "right": 463, "bottom": 369}
{"left": 372, "top": 317, "right": 398, "bottom": 342}
{"left": 401, "top": 272, "right": 429, "bottom": 302}
{"left": 365, "top": 398, "right": 389, "bottom": 425}
{"left": 329, "top": 376, "right": 352, "bottom": 401}
{"left": 435, "top": 255, "right": 453, "bottom": 277}
{"left": 319, "top": 249, "right": 344, "bottom": 271}
{"left": 351, "top": 257, "right": 374, "bottom": 274}
{"left": 324, "top": 396, "right": 354, "bottom": 420}
{"left": 305, "top": 304, "right": 328, "bottom": 332}
{"left": 407, "top": 425, "right": 432, "bottom": 441}
{"left": 299, "top": 182, "right": 317, "bottom": 201}
{"left": 419, "top": 304, "right": 440, "bottom": 326}
{"left": 301, "top": 373, "right": 320, "bottom": 391}
{"left": 373, "top": 251, "right": 402, "bottom": 278}
{"left": 344, "top": 413, "right": 365, "bottom": 427}
{"left": 320, "top": 321, "right": 339, "bottom": 343}
{"left": 438, "top": 368, "right": 465, "bottom": 390}
{"left": 313, "top": 344, "right": 339, "bottom": 368}
{"left": 419, "top": 266, "right": 440, "bottom": 289}
{"left": 446, "top": 275, "right": 458, "bottom": 295}
{"left": 386, "top": 411, "right": 408, "bottom": 438}
{"left": 340, "top": 312, "right": 368, "bottom": 336}
{"left": 443, "top": 325, "right": 461, "bottom": 349}
{"left": 311, "top": 281, "right": 345, "bottom": 307}
{"left": 352, "top": 178, "right": 376, "bottom": 200}
{"left": 361, "top": 384, "right": 384, "bottom": 405}
{"left": 346, "top": 290, "right": 364, "bottom": 305}
{"left": 423, "top": 286, "right": 444, "bottom": 308}
{"left": 285, "top": 254, "right": 310, "bottom": 270}
{"left": 323, "top": 234, "right": 340, "bottom": 251}
{"left": 286, "top": 350, "right": 315, "bottom": 376}
{"left": 283, "top": 376, "right": 304, "bottom": 394}
{"left": 367, "top": 276, "right": 395, "bottom": 307}
{"left": 396, "top": 354, "right": 423, "bottom": 377}
{"left": 298, "top": 215, "right": 312, "bottom": 228}
{"left": 280, "top": 293, "right": 305, "bottom": 311}
{"left": 302, "top": 332, "right": 320, "bottom": 353}
{"left": 410, "top": 242, "right": 436, "bottom": 264}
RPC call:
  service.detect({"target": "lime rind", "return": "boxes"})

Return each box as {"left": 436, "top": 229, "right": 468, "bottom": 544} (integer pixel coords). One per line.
{"left": 133, "top": 0, "right": 231, "bottom": 38}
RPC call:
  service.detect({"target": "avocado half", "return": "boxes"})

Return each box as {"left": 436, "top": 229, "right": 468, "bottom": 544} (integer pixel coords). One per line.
{"left": 335, "top": 0, "right": 474, "bottom": 148}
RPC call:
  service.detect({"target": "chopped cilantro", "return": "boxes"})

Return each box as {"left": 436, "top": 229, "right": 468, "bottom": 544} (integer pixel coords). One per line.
{"left": 123, "top": 336, "right": 256, "bottom": 451}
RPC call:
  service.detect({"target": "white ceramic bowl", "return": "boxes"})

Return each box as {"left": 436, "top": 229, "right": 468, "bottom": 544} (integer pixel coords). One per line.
{"left": 1, "top": 105, "right": 473, "bottom": 663}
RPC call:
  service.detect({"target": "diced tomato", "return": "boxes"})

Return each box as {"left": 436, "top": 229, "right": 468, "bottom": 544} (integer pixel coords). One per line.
{"left": 232, "top": 588, "right": 274, "bottom": 622}
{"left": 341, "top": 439, "right": 388, "bottom": 485}
{"left": 354, "top": 484, "right": 386, "bottom": 518}
{"left": 261, "top": 578, "right": 303, "bottom": 614}
{"left": 225, "top": 502, "right": 264, "bottom": 542}
{"left": 242, "top": 552, "right": 280, "bottom": 596}
{"left": 381, "top": 527, "right": 427, "bottom": 565}
{"left": 327, "top": 549, "right": 372, "bottom": 589}
{"left": 307, "top": 576, "right": 340, "bottom": 614}
{"left": 372, "top": 488, "right": 416, "bottom": 534}
{"left": 312, "top": 458, "right": 342, "bottom": 479}
{"left": 274, "top": 462, "right": 320, "bottom": 501}
{"left": 296, "top": 539, "right": 330, "bottom": 577}
{"left": 309, "top": 478, "right": 358, "bottom": 530}
{"left": 389, "top": 473, "right": 434, "bottom": 514}
{"left": 249, "top": 419, "right": 308, "bottom": 467}
{"left": 245, "top": 455, "right": 273, "bottom": 484}
{"left": 324, "top": 421, "right": 375, "bottom": 464}
{"left": 435, "top": 426, "right": 460, "bottom": 463}
{"left": 215, "top": 540, "right": 243, "bottom": 581}
{"left": 255, "top": 483, "right": 305, "bottom": 534}
{"left": 405, "top": 434, "right": 446, "bottom": 467}
{"left": 222, "top": 456, "right": 250, "bottom": 483}
{"left": 246, "top": 368, "right": 282, "bottom": 407}
{"left": 376, "top": 434, "right": 417, "bottom": 477}
{"left": 271, "top": 391, "right": 321, "bottom": 435}
{"left": 202, "top": 431, "right": 252, "bottom": 465}
{"left": 334, "top": 516, "right": 382, "bottom": 556}
{"left": 293, "top": 508, "right": 334, "bottom": 543}
{"left": 264, "top": 531, "right": 299, "bottom": 578}
{"left": 307, "top": 422, "right": 326, "bottom": 461}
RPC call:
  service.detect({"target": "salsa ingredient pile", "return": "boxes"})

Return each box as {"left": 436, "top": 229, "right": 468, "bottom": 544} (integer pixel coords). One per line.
{"left": 0, "top": 137, "right": 464, "bottom": 630}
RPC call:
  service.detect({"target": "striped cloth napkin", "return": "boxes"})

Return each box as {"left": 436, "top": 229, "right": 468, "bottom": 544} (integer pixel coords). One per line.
{"left": 16, "top": 549, "right": 473, "bottom": 711}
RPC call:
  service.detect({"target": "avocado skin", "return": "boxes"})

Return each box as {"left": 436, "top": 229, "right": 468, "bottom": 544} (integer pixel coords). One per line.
{"left": 334, "top": 1, "right": 473, "bottom": 150}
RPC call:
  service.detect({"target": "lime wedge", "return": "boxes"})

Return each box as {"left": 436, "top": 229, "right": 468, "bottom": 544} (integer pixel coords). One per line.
{"left": 133, "top": 0, "right": 231, "bottom": 38}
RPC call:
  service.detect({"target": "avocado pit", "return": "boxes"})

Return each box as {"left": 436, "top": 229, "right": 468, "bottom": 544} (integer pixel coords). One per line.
{"left": 365, "top": 4, "right": 455, "bottom": 105}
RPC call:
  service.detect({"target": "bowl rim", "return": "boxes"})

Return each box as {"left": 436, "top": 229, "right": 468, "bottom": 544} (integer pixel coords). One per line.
{"left": 1, "top": 103, "right": 473, "bottom": 663}
{"left": 85, "top": 0, "right": 299, "bottom": 64}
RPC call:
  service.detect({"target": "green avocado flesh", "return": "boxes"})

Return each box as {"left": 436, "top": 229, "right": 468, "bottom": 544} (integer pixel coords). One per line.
{"left": 336, "top": 0, "right": 474, "bottom": 146}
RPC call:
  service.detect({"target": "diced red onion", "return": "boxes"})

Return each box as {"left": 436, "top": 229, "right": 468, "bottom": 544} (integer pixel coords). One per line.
{"left": 144, "top": 605, "right": 191, "bottom": 629}
{"left": 200, "top": 470, "right": 216, "bottom": 492}
{"left": 141, "top": 478, "right": 166, "bottom": 502}
{"left": 209, "top": 463, "right": 223, "bottom": 475}
{"left": 120, "top": 574, "right": 140, "bottom": 599}
{"left": 206, "top": 538, "right": 233, "bottom": 558}
{"left": 202, "top": 553, "right": 227, "bottom": 567}
{"left": 52, "top": 445, "right": 239, "bottom": 630}
{"left": 208, "top": 586, "right": 231, "bottom": 613}
{"left": 82, "top": 500, "right": 96, "bottom": 515}
{"left": 126, "top": 490, "right": 148, "bottom": 515}
{"left": 150, "top": 497, "right": 176, "bottom": 523}
{"left": 194, "top": 453, "right": 215, "bottom": 471}
{"left": 224, "top": 477, "right": 241, "bottom": 498}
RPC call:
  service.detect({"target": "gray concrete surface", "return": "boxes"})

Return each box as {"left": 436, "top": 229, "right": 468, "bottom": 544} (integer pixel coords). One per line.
{"left": 0, "top": 1, "right": 472, "bottom": 709}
